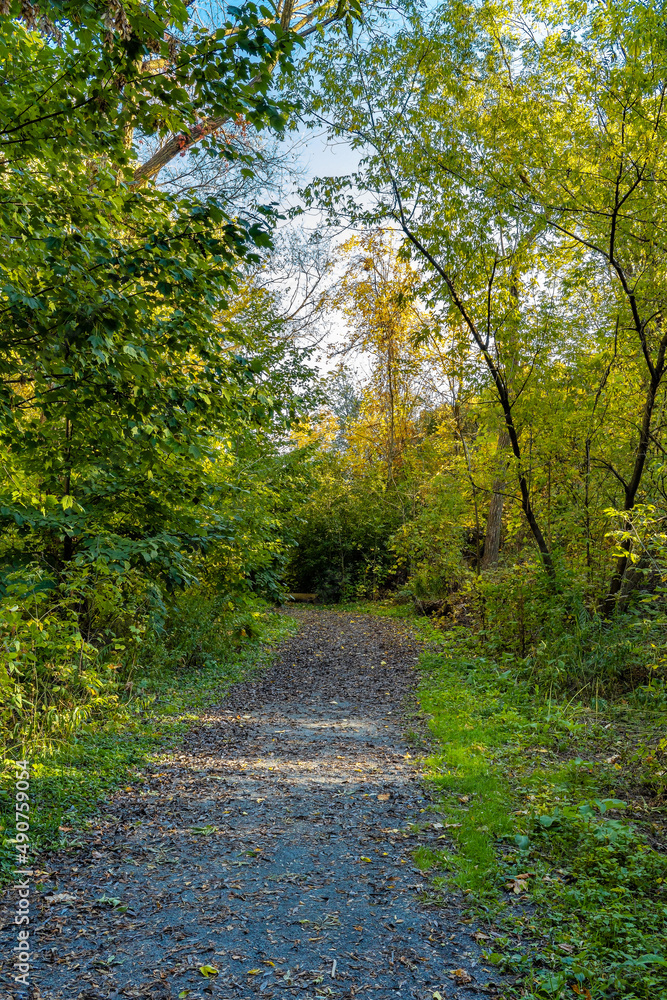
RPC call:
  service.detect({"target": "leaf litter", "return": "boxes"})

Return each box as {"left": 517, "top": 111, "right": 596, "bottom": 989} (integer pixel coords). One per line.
{"left": 0, "top": 608, "right": 501, "bottom": 999}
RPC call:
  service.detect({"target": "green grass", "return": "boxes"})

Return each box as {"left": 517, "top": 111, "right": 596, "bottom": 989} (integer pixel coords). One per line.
{"left": 417, "top": 631, "right": 667, "bottom": 999}
{"left": 0, "top": 609, "right": 297, "bottom": 882}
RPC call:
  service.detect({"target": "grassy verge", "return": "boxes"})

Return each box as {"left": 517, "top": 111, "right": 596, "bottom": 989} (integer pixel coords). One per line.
{"left": 347, "top": 600, "right": 667, "bottom": 1000}
{"left": 0, "top": 608, "right": 296, "bottom": 883}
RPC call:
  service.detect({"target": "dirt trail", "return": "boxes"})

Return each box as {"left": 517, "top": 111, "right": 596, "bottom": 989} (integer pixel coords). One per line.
{"left": 1, "top": 609, "right": 500, "bottom": 999}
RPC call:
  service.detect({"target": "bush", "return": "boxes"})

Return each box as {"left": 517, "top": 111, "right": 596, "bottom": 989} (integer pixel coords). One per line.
{"left": 439, "top": 564, "right": 667, "bottom": 694}
{"left": 286, "top": 461, "right": 405, "bottom": 600}
{"left": 525, "top": 806, "right": 667, "bottom": 997}
{"left": 0, "top": 560, "right": 273, "bottom": 754}
{"left": 0, "top": 566, "right": 126, "bottom": 746}
{"left": 390, "top": 486, "right": 468, "bottom": 600}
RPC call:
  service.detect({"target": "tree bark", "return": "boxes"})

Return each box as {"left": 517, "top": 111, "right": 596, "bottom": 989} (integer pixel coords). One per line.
{"left": 602, "top": 351, "right": 667, "bottom": 615}
{"left": 481, "top": 430, "right": 509, "bottom": 569}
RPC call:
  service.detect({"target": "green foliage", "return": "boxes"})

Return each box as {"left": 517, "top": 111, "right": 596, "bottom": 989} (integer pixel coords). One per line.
{"left": 463, "top": 562, "right": 667, "bottom": 694}
{"left": 0, "top": 0, "right": 330, "bottom": 839}
{"left": 523, "top": 811, "right": 667, "bottom": 997}
{"left": 296, "top": 0, "right": 667, "bottom": 613}
{"left": 0, "top": 565, "right": 127, "bottom": 743}
{"left": 286, "top": 457, "right": 405, "bottom": 600}
{"left": 391, "top": 486, "right": 468, "bottom": 599}
{"left": 418, "top": 642, "right": 524, "bottom": 894}
{"left": 413, "top": 623, "right": 667, "bottom": 1000}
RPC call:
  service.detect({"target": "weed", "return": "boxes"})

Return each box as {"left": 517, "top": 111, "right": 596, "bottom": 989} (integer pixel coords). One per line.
{"left": 417, "top": 637, "right": 667, "bottom": 998}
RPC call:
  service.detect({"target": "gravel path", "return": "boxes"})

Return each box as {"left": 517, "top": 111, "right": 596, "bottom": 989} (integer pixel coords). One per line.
{"left": 1, "top": 608, "right": 500, "bottom": 999}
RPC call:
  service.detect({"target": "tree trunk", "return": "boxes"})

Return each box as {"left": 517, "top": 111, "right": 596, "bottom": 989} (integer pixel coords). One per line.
{"left": 130, "top": 6, "right": 343, "bottom": 187}
{"left": 482, "top": 491, "right": 504, "bottom": 568}
{"left": 481, "top": 430, "right": 510, "bottom": 569}
{"left": 394, "top": 217, "right": 556, "bottom": 581}
{"left": 602, "top": 357, "right": 666, "bottom": 614}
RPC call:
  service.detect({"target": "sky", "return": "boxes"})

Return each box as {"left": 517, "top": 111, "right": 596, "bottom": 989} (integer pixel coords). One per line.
{"left": 291, "top": 128, "right": 361, "bottom": 187}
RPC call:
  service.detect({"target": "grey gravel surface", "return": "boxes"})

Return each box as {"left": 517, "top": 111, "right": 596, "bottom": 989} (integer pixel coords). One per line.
{"left": 0, "top": 608, "right": 502, "bottom": 1000}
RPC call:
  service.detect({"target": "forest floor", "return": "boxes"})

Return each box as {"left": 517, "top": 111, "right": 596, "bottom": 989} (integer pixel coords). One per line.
{"left": 0, "top": 608, "right": 501, "bottom": 1000}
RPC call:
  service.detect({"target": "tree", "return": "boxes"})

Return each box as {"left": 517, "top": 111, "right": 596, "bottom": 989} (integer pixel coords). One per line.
{"left": 0, "top": 0, "right": 346, "bottom": 604}
{"left": 301, "top": 0, "right": 667, "bottom": 599}
{"left": 329, "top": 231, "right": 428, "bottom": 479}
{"left": 471, "top": 0, "right": 667, "bottom": 609}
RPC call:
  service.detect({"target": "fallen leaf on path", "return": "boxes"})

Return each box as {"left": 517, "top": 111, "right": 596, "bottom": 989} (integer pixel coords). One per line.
{"left": 199, "top": 965, "right": 219, "bottom": 977}
{"left": 46, "top": 892, "right": 76, "bottom": 905}
{"left": 377, "top": 794, "right": 390, "bottom": 801}
{"left": 360, "top": 856, "right": 372, "bottom": 862}
{"left": 472, "top": 931, "right": 489, "bottom": 942}
{"left": 449, "top": 968, "right": 473, "bottom": 983}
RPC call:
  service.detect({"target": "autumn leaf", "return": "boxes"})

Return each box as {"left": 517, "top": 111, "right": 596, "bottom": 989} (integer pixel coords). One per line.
{"left": 449, "top": 968, "right": 473, "bottom": 983}
{"left": 506, "top": 874, "right": 531, "bottom": 894}
{"left": 199, "top": 965, "right": 219, "bottom": 977}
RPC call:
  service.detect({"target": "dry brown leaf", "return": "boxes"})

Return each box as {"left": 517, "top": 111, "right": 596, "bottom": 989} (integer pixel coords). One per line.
{"left": 449, "top": 968, "right": 473, "bottom": 983}
{"left": 377, "top": 793, "right": 390, "bottom": 801}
